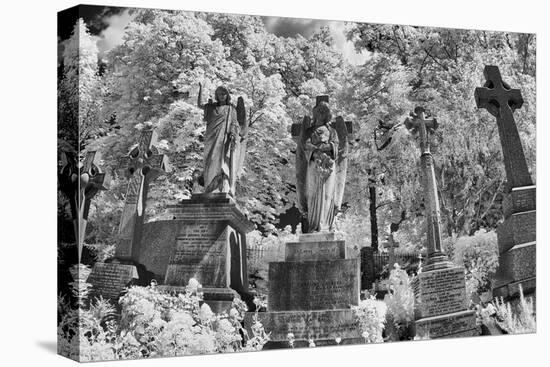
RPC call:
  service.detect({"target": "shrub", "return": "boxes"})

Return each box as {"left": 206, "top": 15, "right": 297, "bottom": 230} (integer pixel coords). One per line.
{"left": 452, "top": 229, "right": 499, "bottom": 295}
{"left": 58, "top": 277, "right": 267, "bottom": 361}
{"left": 352, "top": 296, "right": 387, "bottom": 343}
{"left": 493, "top": 285, "right": 536, "bottom": 334}
{"left": 383, "top": 264, "right": 415, "bottom": 340}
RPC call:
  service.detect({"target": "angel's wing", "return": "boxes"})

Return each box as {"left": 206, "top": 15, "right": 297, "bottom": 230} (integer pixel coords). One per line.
{"left": 295, "top": 115, "right": 311, "bottom": 214}
{"left": 333, "top": 116, "right": 350, "bottom": 210}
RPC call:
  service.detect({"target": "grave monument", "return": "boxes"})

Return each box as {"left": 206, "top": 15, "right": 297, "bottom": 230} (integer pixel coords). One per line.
{"left": 245, "top": 96, "right": 362, "bottom": 347}
{"left": 474, "top": 65, "right": 536, "bottom": 299}
{"left": 405, "top": 107, "right": 478, "bottom": 339}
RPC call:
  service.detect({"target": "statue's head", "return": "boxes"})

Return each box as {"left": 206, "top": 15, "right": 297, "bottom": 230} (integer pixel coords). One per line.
{"left": 312, "top": 101, "right": 332, "bottom": 126}
{"left": 214, "top": 86, "right": 231, "bottom": 105}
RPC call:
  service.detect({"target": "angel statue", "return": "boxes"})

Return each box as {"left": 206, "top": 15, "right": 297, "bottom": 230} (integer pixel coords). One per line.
{"left": 294, "top": 96, "right": 351, "bottom": 233}
{"left": 198, "top": 84, "right": 247, "bottom": 196}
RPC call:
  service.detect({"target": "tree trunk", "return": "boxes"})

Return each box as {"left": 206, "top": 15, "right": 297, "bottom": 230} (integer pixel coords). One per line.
{"left": 369, "top": 186, "right": 379, "bottom": 252}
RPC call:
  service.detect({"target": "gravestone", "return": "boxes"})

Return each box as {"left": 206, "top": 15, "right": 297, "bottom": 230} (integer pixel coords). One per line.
{"left": 474, "top": 65, "right": 536, "bottom": 299}
{"left": 156, "top": 193, "right": 256, "bottom": 313}
{"left": 245, "top": 233, "right": 362, "bottom": 347}
{"left": 58, "top": 150, "right": 109, "bottom": 263}
{"left": 88, "top": 128, "right": 170, "bottom": 300}
{"left": 405, "top": 107, "right": 478, "bottom": 339}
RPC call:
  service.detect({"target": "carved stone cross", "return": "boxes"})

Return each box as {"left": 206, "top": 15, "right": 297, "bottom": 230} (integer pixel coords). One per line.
{"left": 116, "top": 128, "right": 170, "bottom": 261}
{"left": 475, "top": 65, "right": 532, "bottom": 189}
{"left": 405, "top": 107, "right": 451, "bottom": 271}
{"left": 77, "top": 151, "right": 109, "bottom": 262}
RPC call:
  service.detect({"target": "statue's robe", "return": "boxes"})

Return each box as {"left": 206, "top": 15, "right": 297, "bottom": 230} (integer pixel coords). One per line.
{"left": 203, "top": 103, "right": 241, "bottom": 194}
{"left": 304, "top": 125, "right": 339, "bottom": 232}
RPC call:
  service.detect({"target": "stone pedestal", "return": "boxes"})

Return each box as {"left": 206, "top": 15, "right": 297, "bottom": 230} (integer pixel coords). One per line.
{"left": 245, "top": 233, "right": 362, "bottom": 347}
{"left": 412, "top": 266, "right": 478, "bottom": 339}
{"left": 493, "top": 185, "right": 536, "bottom": 299}
{"left": 162, "top": 193, "right": 255, "bottom": 312}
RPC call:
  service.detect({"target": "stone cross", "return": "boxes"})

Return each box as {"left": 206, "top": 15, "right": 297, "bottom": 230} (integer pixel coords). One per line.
{"left": 405, "top": 107, "right": 451, "bottom": 271}
{"left": 475, "top": 65, "right": 532, "bottom": 189}
{"left": 78, "top": 151, "right": 109, "bottom": 262}
{"left": 116, "top": 128, "right": 170, "bottom": 261}
{"left": 58, "top": 150, "right": 108, "bottom": 263}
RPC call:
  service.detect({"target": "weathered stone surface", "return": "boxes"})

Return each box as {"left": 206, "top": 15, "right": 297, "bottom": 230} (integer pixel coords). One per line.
{"left": 268, "top": 258, "right": 360, "bottom": 311}
{"left": 412, "top": 267, "right": 469, "bottom": 319}
{"left": 503, "top": 185, "right": 536, "bottom": 218}
{"left": 475, "top": 65, "right": 533, "bottom": 189}
{"left": 497, "top": 211, "right": 536, "bottom": 253}
{"left": 139, "top": 220, "right": 179, "bottom": 280}
{"left": 88, "top": 263, "right": 138, "bottom": 299}
{"left": 244, "top": 309, "right": 362, "bottom": 345}
{"left": 115, "top": 129, "right": 170, "bottom": 261}
{"left": 493, "top": 277, "right": 536, "bottom": 299}
{"left": 285, "top": 241, "right": 345, "bottom": 262}
{"left": 415, "top": 310, "right": 478, "bottom": 339}
{"left": 494, "top": 242, "right": 536, "bottom": 284}
{"left": 164, "top": 222, "right": 229, "bottom": 288}
{"left": 298, "top": 232, "right": 336, "bottom": 242}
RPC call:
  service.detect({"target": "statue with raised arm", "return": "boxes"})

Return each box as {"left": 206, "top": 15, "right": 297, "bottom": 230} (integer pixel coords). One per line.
{"left": 198, "top": 83, "right": 247, "bottom": 196}
{"left": 293, "top": 96, "right": 352, "bottom": 233}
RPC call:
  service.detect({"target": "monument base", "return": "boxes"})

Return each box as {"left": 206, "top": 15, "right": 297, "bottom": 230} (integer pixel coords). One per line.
{"left": 414, "top": 310, "right": 478, "bottom": 339}
{"left": 244, "top": 309, "right": 363, "bottom": 348}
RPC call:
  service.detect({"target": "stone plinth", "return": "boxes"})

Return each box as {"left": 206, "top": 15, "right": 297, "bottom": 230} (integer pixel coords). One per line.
{"left": 414, "top": 310, "right": 478, "bottom": 339}
{"left": 493, "top": 185, "right": 536, "bottom": 299}
{"left": 88, "top": 262, "right": 138, "bottom": 300}
{"left": 129, "top": 193, "right": 255, "bottom": 310}
{"left": 360, "top": 247, "right": 375, "bottom": 290}
{"left": 244, "top": 309, "right": 362, "bottom": 347}
{"left": 412, "top": 267, "right": 469, "bottom": 319}
{"left": 268, "top": 258, "right": 360, "bottom": 311}
{"left": 245, "top": 234, "right": 362, "bottom": 348}
{"left": 497, "top": 210, "right": 536, "bottom": 253}
{"left": 412, "top": 265, "right": 477, "bottom": 339}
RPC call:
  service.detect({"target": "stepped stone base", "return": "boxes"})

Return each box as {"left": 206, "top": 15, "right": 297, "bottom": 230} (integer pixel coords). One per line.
{"left": 414, "top": 310, "right": 478, "bottom": 339}
{"left": 497, "top": 211, "right": 536, "bottom": 253}
{"left": 244, "top": 309, "right": 363, "bottom": 348}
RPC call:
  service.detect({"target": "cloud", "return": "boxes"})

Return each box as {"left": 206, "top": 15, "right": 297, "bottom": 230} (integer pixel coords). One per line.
{"left": 96, "top": 9, "right": 134, "bottom": 58}
{"left": 263, "top": 16, "right": 369, "bottom": 65}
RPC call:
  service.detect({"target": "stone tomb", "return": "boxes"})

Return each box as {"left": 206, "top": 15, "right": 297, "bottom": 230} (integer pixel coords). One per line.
{"left": 157, "top": 193, "right": 255, "bottom": 313}
{"left": 245, "top": 233, "right": 362, "bottom": 347}
{"left": 412, "top": 266, "right": 477, "bottom": 338}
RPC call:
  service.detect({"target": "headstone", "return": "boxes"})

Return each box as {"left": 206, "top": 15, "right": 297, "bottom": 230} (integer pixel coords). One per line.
{"left": 360, "top": 246, "right": 375, "bottom": 290}
{"left": 475, "top": 65, "right": 536, "bottom": 299}
{"left": 88, "top": 128, "right": 169, "bottom": 300}
{"left": 157, "top": 192, "right": 256, "bottom": 313}
{"left": 405, "top": 107, "right": 478, "bottom": 339}
{"left": 115, "top": 128, "right": 170, "bottom": 260}
{"left": 244, "top": 237, "right": 363, "bottom": 347}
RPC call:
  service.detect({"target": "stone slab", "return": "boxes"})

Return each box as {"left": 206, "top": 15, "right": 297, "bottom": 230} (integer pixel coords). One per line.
{"left": 360, "top": 247, "right": 375, "bottom": 290}
{"left": 244, "top": 309, "right": 362, "bottom": 344}
{"left": 497, "top": 211, "right": 536, "bottom": 254}
{"left": 493, "top": 276, "right": 536, "bottom": 299}
{"left": 298, "top": 232, "right": 336, "bottom": 242}
{"left": 284, "top": 241, "right": 346, "bottom": 262}
{"left": 164, "top": 222, "right": 229, "bottom": 288}
{"left": 414, "top": 309, "right": 478, "bottom": 339}
{"left": 494, "top": 241, "right": 536, "bottom": 287}
{"left": 268, "top": 258, "right": 360, "bottom": 311}
{"left": 140, "top": 220, "right": 180, "bottom": 279}
{"left": 412, "top": 267, "right": 468, "bottom": 319}
{"left": 503, "top": 185, "right": 536, "bottom": 218}
{"left": 88, "top": 263, "right": 138, "bottom": 299}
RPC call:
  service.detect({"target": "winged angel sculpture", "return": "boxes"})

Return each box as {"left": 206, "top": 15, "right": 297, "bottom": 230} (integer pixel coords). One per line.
{"left": 294, "top": 96, "right": 351, "bottom": 233}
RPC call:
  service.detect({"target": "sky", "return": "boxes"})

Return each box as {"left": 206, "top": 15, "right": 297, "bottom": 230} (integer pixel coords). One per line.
{"left": 58, "top": 5, "right": 369, "bottom": 65}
